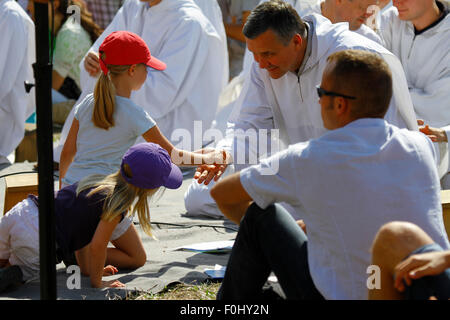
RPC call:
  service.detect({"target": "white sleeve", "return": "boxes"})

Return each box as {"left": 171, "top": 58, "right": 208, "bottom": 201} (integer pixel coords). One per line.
{"left": 410, "top": 66, "right": 450, "bottom": 127}
{"left": 0, "top": 13, "right": 28, "bottom": 102}
{"left": 216, "top": 63, "right": 276, "bottom": 169}
{"left": 239, "top": 146, "right": 303, "bottom": 209}
{"left": 381, "top": 53, "right": 419, "bottom": 131}
{"left": 378, "top": 7, "right": 396, "bottom": 50}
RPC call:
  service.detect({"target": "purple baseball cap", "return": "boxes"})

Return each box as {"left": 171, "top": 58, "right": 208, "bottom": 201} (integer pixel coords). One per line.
{"left": 120, "top": 143, "right": 183, "bottom": 190}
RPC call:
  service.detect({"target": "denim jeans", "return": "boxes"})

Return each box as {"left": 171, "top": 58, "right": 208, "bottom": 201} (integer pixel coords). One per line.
{"left": 217, "top": 203, "right": 324, "bottom": 300}
{"left": 403, "top": 243, "right": 450, "bottom": 300}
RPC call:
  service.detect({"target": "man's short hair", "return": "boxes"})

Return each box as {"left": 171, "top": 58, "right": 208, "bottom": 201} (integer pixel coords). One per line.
{"left": 243, "top": 0, "right": 307, "bottom": 45}
{"left": 326, "top": 50, "right": 393, "bottom": 119}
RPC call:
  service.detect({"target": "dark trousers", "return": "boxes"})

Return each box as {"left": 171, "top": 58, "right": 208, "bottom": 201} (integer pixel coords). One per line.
{"left": 403, "top": 243, "right": 450, "bottom": 300}
{"left": 217, "top": 203, "right": 324, "bottom": 300}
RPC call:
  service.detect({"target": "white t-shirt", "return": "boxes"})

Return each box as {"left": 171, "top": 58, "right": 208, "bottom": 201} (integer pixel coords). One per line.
{"left": 240, "top": 118, "right": 450, "bottom": 300}
{"left": 62, "top": 94, "right": 156, "bottom": 185}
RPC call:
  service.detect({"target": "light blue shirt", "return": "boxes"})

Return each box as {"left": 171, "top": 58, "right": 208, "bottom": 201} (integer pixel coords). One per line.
{"left": 240, "top": 118, "right": 449, "bottom": 300}
{"left": 63, "top": 94, "right": 156, "bottom": 185}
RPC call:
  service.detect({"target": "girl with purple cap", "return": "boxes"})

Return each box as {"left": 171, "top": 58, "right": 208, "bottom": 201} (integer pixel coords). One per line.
{"left": 59, "top": 30, "right": 229, "bottom": 241}
{"left": 0, "top": 143, "right": 183, "bottom": 290}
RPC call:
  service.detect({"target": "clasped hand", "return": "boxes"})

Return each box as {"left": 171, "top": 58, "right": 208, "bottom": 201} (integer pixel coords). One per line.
{"left": 418, "top": 119, "right": 448, "bottom": 143}
{"left": 194, "top": 148, "right": 231, "bottom": 185}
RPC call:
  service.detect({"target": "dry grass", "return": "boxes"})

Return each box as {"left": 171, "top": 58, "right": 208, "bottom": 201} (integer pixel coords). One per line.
{"left": 125, "top": 281, "right": 221, "bottom": 300}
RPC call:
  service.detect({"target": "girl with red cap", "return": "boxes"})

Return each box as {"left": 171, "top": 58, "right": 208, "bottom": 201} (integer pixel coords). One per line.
{"left": 59, "top": 31, "right": 229, "bottom": 241}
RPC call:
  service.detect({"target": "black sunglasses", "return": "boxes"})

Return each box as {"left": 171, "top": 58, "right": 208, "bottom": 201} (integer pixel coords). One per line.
{"left": 316, "top": 85, "right": 356, "bottom": 100}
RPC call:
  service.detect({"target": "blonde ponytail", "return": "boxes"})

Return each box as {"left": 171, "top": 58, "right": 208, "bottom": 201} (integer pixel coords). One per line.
{"left": 93, "top": 57, "right": 130, "bottom": 130}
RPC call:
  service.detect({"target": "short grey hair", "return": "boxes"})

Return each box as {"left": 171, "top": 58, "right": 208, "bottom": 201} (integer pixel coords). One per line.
{"left": 243, "top": 0, "right": 307, "bottom": 46}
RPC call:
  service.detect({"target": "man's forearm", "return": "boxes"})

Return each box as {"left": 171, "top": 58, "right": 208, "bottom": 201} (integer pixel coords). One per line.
{"left": 216, "top": 201, "right": 252, "bottom": 225}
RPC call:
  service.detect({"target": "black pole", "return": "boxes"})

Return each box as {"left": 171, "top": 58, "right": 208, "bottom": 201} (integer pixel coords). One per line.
{"left": 33, "top": 0, "right": 57, "bottom": 300}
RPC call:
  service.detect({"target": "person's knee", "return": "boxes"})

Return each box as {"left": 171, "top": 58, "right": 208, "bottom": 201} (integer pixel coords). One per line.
{"left": 130, "top": 249, "right": 147, "bottom": 268}
{"left": 241, "top": 203, "right": 273, "bottom": 224}
{"left": 241, "top": 203, "right": 288, "bottom": 233}
{"left": 371, "top": 221, "right": 433, "bottom": 263}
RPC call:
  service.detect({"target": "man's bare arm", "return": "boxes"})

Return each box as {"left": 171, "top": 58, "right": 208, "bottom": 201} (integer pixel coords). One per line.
{"left": 210, "top": 172, "right": 253, "bottom": 225}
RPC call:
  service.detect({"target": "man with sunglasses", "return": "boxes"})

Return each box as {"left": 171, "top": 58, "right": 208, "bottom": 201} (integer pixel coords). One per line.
{"left": 211, "top": 49, "right": 449, "bottom": 300}
{"left": 184, "top": 0, "right": 418, "bottom": 220}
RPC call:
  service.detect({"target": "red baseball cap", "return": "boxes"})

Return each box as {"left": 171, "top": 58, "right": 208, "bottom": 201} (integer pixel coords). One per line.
{"left": 98, "top": 31, "right": 166, "bottom": 75}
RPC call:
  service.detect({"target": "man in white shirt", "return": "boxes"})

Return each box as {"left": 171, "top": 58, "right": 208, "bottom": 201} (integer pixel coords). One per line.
{"left": 210, "top": 49, "right": 449, "bottom": 300}
{"left": 184, "top": 0, "right": 417, "bottom": 219}
{"left": 53, "top": 0, "right": 227, "bottom": 162}
{"left": 0, "top": 0, "right": 35, "bottom": 166}
{"left": 379, "top": 0, "right": 450, "bottom": 187}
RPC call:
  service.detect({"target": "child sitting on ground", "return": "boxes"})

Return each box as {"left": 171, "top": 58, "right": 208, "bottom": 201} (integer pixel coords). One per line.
{"left": 0, "top": 142, "right": 183, "bottom": 291}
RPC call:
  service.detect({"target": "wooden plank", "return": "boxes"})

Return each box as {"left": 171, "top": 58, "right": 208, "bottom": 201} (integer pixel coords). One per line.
{"left": 441, "top": 190, "right": 450, "bottom": 239}
{"left": 3, "top": 173, "right": 38, "bottom": 214}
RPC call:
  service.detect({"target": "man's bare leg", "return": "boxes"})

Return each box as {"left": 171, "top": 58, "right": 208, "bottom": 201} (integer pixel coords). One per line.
{"left": 369, "top": 221, "right": 434, "bottom": 300}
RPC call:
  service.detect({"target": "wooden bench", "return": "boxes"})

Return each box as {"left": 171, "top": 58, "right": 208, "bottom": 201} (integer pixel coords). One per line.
{"left": 441, "top": 190, "right": 450, "bottom": 239}
{"left": 3, "top": 173, "right": 38, "bottom": 214}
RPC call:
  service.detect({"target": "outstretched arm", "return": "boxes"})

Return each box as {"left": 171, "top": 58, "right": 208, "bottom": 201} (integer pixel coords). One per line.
{"left": 142, "top": 126, "right": 230, "bottom": 168}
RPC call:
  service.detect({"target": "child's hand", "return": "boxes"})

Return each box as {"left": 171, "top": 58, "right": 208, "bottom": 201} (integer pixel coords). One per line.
{"left": 103, "top": 265, "right": 119, "bottom": 276}
{"left": 194, "top": 163, "right": 227, "bottom": 185}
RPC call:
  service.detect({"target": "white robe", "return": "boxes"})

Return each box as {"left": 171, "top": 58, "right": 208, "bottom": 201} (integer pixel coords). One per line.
{"left": 0, "top": 0, "right": 35, "bottom": 159}
{"left": 379, "top": 2, "right": 450, "bottom": 182}
{"left": 54, "top": 0, "right": 226, "bottom": 161}
{"left": 193, "top": 0, "right": 229, "bottom": 87}
{"left": 222, "top": 14, "right": 417, "bottom": 162}
{"left": 184, "top": 14, "right": 418, "bottom": 218}
{"left": 214, "top": 0, "right": 384, "bottom": 136}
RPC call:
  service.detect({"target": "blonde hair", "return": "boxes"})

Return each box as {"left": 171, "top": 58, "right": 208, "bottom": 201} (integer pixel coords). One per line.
{"left": 92, "top": 55, "right": 130, "bottom": 130}
{"left": 76, "top": 165, "right": 161, "bottom": 238}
